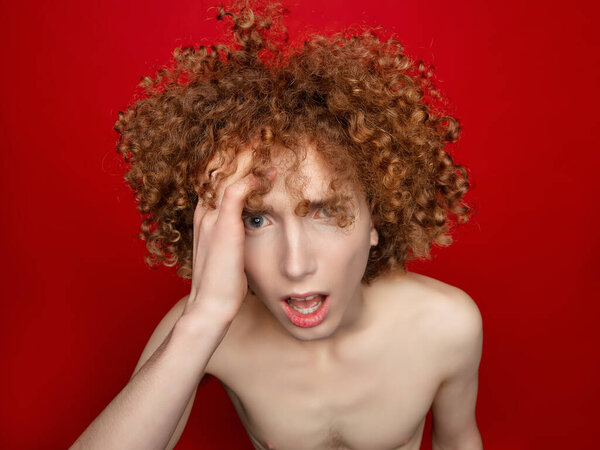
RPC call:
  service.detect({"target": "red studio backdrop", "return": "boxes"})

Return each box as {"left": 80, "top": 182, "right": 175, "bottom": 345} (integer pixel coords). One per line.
{"left": 1, "top": 0, "right": 598, "bottom": 448}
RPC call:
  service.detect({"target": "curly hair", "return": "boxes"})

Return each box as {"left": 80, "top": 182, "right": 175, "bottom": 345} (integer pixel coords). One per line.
{"left": 114, "top": 0, "right": 471, "bottom": 285}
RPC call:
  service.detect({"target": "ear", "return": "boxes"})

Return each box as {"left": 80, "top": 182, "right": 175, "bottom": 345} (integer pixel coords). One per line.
{"left": 370, "top": 221, "right": 379, "bottom": 247}
{"left": 367, "top": 201, "right": 379, "bottom": 247}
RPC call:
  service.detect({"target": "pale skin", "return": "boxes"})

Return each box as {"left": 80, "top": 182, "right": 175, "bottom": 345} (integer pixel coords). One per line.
{"left": 71, "top": 145, "right": 483, "bottom": 450}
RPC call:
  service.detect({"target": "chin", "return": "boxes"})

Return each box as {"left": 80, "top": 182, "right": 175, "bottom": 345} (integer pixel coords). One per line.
{"left": 283, "top": 319, "right": 340, "bottom": 342}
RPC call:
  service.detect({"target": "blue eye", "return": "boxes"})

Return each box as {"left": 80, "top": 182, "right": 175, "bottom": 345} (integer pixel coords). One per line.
{"left": 243, "top": 215, "right": 267, "bottom": 229}
{"left": 242, "top": 207, "right": 333, "bottom": 230}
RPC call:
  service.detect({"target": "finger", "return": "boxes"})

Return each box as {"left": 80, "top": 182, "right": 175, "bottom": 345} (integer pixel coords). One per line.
{"left": 193, "top": 209, "right": 218, "bottom": 282}
{"left": 192, "top": 149, "right": 253, "bottom": 278}
{"left": 213, "top": 150, "right": 255, "bottom": 209}
{"left": 192, "top": 198, "right": 209, "bottom": 266}
{"left": 216, "top": 168, "right": 277, "bottom": 231}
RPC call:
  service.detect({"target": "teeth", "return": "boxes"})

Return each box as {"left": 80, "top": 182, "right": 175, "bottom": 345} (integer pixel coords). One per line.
{"left": 289, "top": 300, "right": 323, "bottom": 314}
{"left": 288, "top": 294, "right": 319, "bottom": 301}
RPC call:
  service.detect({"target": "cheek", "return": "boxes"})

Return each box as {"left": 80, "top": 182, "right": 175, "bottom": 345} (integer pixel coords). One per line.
{"left": 322, "top": 232, "right": 371, "bottom": 275}
{"left": 243, "top": 239, "right": 272, "bottom": 283}
{"left": 338, "top": 225, "right": 373, "bottom": 273}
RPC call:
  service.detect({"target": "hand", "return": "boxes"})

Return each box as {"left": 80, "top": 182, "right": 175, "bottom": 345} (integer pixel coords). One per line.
{"left": 183, "top": 150, "right": 276, "bottom": 323}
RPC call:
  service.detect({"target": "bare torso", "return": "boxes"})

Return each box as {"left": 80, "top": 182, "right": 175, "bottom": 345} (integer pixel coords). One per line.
{"left": 205, "top": 271, "right": 453, "bottom": 450}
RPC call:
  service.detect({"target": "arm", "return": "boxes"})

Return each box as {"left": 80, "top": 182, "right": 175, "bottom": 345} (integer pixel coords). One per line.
{"left": 128, "top": 295, "right": 202, "bottom": 450}
{"left": 71, "top": 150, "right": 272, "bottom": 449}
{"left": 431, "top": 290, "right": 484, "bottom": 450}
{"left": 70, "top": 300, "right": 232, "bottom": 450}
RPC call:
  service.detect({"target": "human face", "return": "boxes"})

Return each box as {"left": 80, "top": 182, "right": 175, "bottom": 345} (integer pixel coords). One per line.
{"left": 242, "top": 147, "right": 379, "bottom": 342}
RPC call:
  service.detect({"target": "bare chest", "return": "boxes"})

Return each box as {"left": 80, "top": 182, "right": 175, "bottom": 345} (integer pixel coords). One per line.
{"left": 209, "top": 296, "right": 442, "bottom": 450}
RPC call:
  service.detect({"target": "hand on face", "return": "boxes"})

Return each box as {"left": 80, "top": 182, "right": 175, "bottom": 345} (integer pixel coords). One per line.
{"left": 184, "top": 149, "right": 276, "bottom": 324}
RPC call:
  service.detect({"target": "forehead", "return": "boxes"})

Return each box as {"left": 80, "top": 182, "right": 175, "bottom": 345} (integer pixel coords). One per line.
{"left": 261, "top": 146, "right": 344, "bottom": 202}
{"left": 273, "top": 146, "right": 329, "bottom": 180}
{"left": 246, "top": 145, "right": 368, "bottom": 225}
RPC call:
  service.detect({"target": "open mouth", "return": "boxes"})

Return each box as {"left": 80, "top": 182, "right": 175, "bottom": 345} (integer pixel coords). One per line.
{"left": 285, "top": 293, "right": 326, "bottom": 313}
{"left": 281, "top": 294, "right": 330, "bottom": 328}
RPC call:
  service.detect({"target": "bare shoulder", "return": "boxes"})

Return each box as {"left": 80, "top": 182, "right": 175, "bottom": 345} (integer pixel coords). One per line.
{"left": 378, "top": 271, "right": 483, "bottom": 358}
{"left": 396, "top": 272, "right": 483, "bottom": 375}
{"left": 404, "top": 272, "right": 482, "bottom": 331}
{"left": 378, "top": 271, "right": 481, "bottom": 319}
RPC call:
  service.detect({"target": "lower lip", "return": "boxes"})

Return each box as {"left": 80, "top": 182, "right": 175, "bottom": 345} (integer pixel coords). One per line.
{"left": 282, "top": 296, "right": 330, "bottom": 328}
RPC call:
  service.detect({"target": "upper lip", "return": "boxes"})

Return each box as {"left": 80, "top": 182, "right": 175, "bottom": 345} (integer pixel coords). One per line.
{"left": 283, "top": 292, "right": 328, "bottom": 300}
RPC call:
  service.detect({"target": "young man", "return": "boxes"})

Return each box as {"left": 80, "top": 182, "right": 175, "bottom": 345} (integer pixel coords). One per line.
{"left": 73, "top": 2, "right": 483, "bottom": 449}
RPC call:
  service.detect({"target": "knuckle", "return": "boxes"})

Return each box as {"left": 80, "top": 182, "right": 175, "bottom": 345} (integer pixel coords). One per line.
{"left": 223, "top": 183, "right": 243, "bottom": 200}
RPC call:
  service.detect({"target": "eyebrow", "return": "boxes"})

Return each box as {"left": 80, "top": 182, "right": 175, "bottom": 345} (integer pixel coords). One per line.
{"left": 242, "top": 198, "right": 332, "bottom": 215}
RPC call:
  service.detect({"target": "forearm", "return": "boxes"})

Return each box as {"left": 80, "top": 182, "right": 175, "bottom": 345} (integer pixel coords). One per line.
{"left": 71, "top": 316, "right": 231, "bottom": 450}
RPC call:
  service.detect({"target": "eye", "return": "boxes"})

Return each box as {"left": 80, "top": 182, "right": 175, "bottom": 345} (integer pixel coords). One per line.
{"left": 315, "top": 207, "right": 333, "bottom": 219}
{"left": 242, "top": 214, "right": 270, "bottom": 230}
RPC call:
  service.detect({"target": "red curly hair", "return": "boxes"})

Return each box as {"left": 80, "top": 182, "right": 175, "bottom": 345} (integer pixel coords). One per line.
{"left": 114, "top": 0, "right": 471, "bottom": 284}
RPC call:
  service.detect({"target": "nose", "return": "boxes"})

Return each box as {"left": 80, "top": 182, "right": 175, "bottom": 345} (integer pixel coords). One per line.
{"left": 279, "top": 222, "right": 317, "bottom": 281}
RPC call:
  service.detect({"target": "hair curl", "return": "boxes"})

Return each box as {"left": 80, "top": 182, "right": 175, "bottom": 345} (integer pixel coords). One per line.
{"left": 115, "top": 0, "right": 471, "bottom": 284}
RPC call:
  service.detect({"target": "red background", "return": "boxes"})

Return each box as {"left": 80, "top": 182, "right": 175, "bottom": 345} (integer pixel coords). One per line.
{"left": 1, "top": 0, "right": 598, "bottom": 448}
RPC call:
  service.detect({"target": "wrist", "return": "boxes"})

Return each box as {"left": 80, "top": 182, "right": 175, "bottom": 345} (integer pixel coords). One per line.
{"left": 174, "top": 310, "right": 233, "bottom": 343}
